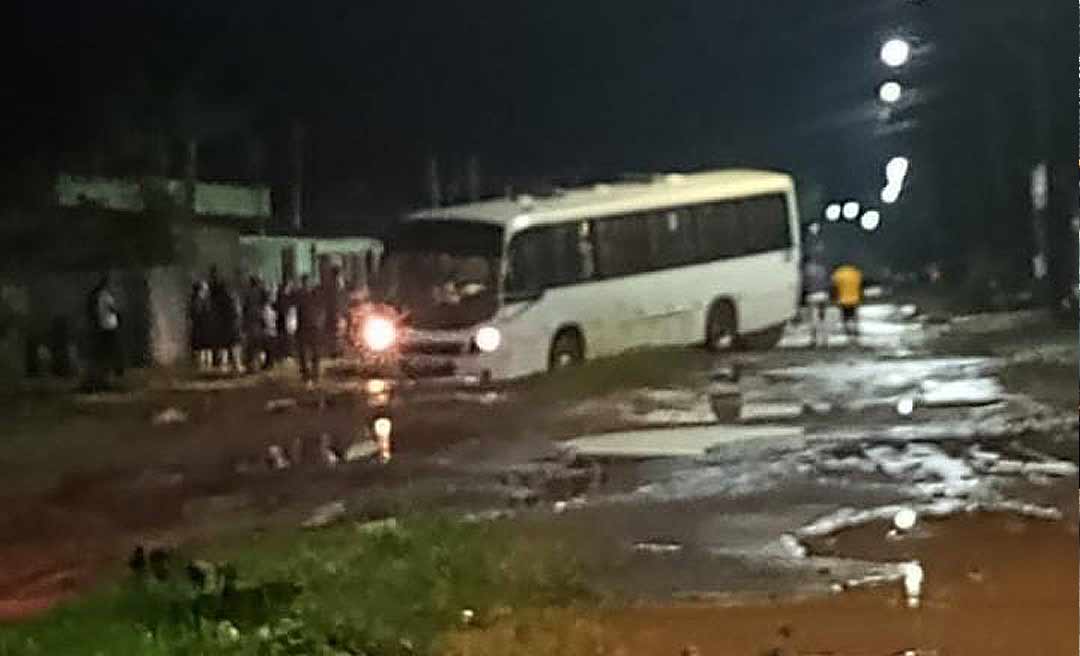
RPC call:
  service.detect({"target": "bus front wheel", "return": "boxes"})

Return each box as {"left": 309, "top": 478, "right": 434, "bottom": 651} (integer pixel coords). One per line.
{"left": 549, "top": 330, "right": 584, "bottom": 370}
{"left": 705, "top": 302, "right": 737, "bottom": 352}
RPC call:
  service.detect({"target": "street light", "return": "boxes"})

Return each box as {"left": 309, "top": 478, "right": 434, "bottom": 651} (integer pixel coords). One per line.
{"left": 824, "top": 203, "right": 842, "bottom": 222}
{"left": 860, "top": 210, "right": 882, "bottom": 232}
{"left": 879, "top": 81, "right": 903, "bottom": 104}
{"left": 842, "top": 201, "right": 860, "bottom": 220}
{"left": 886, "top": 156, "right": 910, "bottom": 184}
{"left": 881, "top": 183, "right": 901, "bottom": 205}
{"left": 881, "top": 38, "right": 911, "bottom": 68}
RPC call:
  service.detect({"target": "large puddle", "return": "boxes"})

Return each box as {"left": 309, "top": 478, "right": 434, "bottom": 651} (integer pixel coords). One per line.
{"left": 443, "top": 508, "right": 1078, "bottom": 656}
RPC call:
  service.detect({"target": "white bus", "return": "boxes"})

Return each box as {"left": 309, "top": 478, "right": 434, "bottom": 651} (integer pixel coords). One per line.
{"left": 365, "top": 169, "right": 801, "bottom": 381}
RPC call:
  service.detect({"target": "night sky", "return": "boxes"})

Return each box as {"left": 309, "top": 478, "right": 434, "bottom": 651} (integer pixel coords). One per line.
{"left": 5, "top": 1, "right": 1077, "bottom": 271}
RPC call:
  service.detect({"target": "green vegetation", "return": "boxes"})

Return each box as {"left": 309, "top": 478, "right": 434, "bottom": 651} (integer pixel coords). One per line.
{"left": 526, "top": 347, "right": 710, "bottom": 403}
{"left": 0, "top": 517, "right": 589, "bottom": 656}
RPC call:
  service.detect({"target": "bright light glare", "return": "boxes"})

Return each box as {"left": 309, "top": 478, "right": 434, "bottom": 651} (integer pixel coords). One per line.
{"left": 881, "top": 184, "right": 901, "bottom": 205}
{"left": 881, "top": 38, "right": 911, "bottom": 68}
{"left": 860, "top": 210, "right": 882, "bottom": 232}
{"left": 474, "top": 326, "right": 502, "bottom": 353}
{"left": 373, "top": 416, "right": 393, "bottom": 463}
{"left": 824, "top": 203, "right": 842, "bottom": 222}
{"left": 886, "top": 156, "right": 910, "bottom": 184}
{"left": 365, "top": 378, "right": 388, "bottom": 395}
{"left": 842, "top": 201, "right": 860, "bottom": 220}
{"left": 894, "top": 507, "right": 918, "bottom": 531}
{"left": 901, "top": 561, "right": 924, "bottom": 608}
{"left": 896, "top": 397, "right": 915, "bottom": 416}
{"left": 879, "top": 81, "right": 903, "bottom": 103}
{"left": 363, "top": 316, "right": 397, "bottom": 352}
{"left": 373, "top": 417, "right": 393, "bottom": 440}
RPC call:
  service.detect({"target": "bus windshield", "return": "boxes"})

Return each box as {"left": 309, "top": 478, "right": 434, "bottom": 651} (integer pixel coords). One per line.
{"left": 376, "top": 221, "right": 503, "bottom": 330}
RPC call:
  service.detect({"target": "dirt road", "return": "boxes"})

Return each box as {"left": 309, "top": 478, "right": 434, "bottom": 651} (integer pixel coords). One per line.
{"left": 0, "top": 302, "right": 1075, "bottom": 646}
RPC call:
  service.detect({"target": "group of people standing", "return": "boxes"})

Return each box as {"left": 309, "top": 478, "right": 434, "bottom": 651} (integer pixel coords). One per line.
{"left": 189, "top": 266, "right": 345, "bottom": 383}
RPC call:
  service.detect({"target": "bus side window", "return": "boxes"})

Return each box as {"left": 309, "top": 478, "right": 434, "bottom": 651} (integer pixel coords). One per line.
{"left": 507, "top": 225, "right": 592, "bottom": 296}
{"left": 505, "top": 236, "right": 540, "bottom": 297}
{"left": 741, "top": 195, "right": 791, "bottom": 254}
{"left": 645, "top": 209, "right": 694, "bottom": 268}
{"left": 577, "top": 221, "right": 595, "bottom": 280}
{"left": 695, "top": 201, "right": 742, "bottom": 262}
{"left": 548, "top": 224, "right": 588, "bottom": 285}
{"left": 595, "top": 214, "right": 651, "bottom": 277}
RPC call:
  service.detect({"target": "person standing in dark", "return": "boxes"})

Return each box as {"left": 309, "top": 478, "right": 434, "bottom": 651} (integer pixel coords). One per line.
{"left": 260, "top": 285, "right": 278, "bottom": 370}
{"left": 189, "top": 280, "right": 213, "bottom": 370}
{"left": 296, "top": 274, "right": 324, "bottom": 384}
{"left": 832, "top": 263, "right": 864, "bottom": 339}
{"left": 242, "top": 275, "right": 269, "bottom": 372}
{"left": 802, "top": 256, "right": 831, "bottom": 348}
{"left": 208, "top": 266, "right": 241, "bottom": 372}
{"left": 322, "top": 265, "right": 344, "bottom": 358}
{"left": 84, "top": 273, "right": 123, "bottom": 390}
{"left": 275, "top": 276, "right": 298, "bottom": 366}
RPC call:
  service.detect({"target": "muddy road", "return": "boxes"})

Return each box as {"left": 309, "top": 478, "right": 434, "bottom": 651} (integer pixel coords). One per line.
{"left": 0, "top": 303, "right": 1076, "bottom": 637}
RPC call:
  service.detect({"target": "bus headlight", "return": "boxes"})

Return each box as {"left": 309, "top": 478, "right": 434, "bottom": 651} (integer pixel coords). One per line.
{"left": 473, "top": 326, "right": 502, "bottom": 353}
{"left": 362, "top": 316, "right": 397, "bottom": 352}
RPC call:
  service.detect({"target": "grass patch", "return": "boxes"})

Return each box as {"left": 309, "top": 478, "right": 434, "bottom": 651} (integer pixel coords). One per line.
{"left": 0, "top": 516, "right": 590, "bottom": 655}
{"left": 522, "top": 347, "right": 713, "bottom": 404}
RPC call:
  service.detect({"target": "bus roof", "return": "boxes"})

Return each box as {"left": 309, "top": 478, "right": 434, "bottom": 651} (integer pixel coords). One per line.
{"left": 407, "top": 169, "right": 795, "bottom": 232}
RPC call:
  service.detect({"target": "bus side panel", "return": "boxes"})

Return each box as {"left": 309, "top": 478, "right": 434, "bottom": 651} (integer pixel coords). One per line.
{"left": 497, "top": 312, "right": 551, "bottom": 379}
{"left": 546, "top": 279, "right": 627, "bottom": 359}
{"left": 631, "top": 265, "right": 709, "bottom": 347}
{"left": 727, "top": 252, "right": 800, "bottom": 333}
{"left": 496, "top": 279, "right": 626, "bottom": 376}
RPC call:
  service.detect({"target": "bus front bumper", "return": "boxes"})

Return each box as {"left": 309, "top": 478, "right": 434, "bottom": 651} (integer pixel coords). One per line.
{"left": 398, "top": 352, "right": 501, "bottom": 385}
{"left": 349, "top": 351, "right": 503, "bottom": 387}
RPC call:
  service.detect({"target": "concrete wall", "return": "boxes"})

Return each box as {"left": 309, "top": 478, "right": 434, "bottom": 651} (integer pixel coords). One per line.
{"left": 1, "top": 268, "right": 152, "bottom": 376}
{"left": 147, "top": 266, "right": 189, "bottom": 366}
{"left": 0, "top": 283, "right": 29, "bottom": 380}
{"left": 149, "top": 226, "right": 245, "bottom": 365}
{"left": 0, "top": 223, "right": 249, "bottom": 375}
{"left": 188, "top": 224, "right": 244, "bottom": 278}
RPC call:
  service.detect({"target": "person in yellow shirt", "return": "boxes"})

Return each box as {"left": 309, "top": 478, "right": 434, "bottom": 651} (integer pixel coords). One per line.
{"left": 831, "top": 264, "right": 863, "bottom": 337}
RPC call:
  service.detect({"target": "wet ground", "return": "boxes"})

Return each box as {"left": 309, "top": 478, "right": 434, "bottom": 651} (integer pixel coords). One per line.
{"left": 445, "top": 508, "right": 1078, "bottom": 654}
{"left": 0, "top": 298, "right": 1076, "bottom": 644}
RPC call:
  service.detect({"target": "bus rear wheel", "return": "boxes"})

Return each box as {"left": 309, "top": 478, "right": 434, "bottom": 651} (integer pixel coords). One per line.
{"left": 549, "top": 330, "right": 584, "bottom": 370}
{"left": 705, "top": 302, "right": 737, "bottom": 352}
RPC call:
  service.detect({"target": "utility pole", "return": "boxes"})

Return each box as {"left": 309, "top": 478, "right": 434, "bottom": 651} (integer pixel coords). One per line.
{"left": 466, "top": 155, "right": 480, "bottom": 202}
{"left": 91, "top": 128, "right": 107, "bottom": 177}
{"left": 249, "top": 136, "right": 267, "bottom": 235}
{"left": 291, "top": 122, "right": 306, "bottom": 232}
{"left": 1030, "top": 161, "right": 1050, "bottom": 294}
{"left": 183, "top": 138, "right": 199, "bottom": 213}
{"left": 427, "top": 155, "right": 442, "bottom": 208}
{"left": 1013, "top": 11, "right": 1052, "bottom": 306}
{"left": 153, "top": 132, "right": 172, "bottom": 178}
{"left": 248, "top": 136, "right": 267, "bottom": 182}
